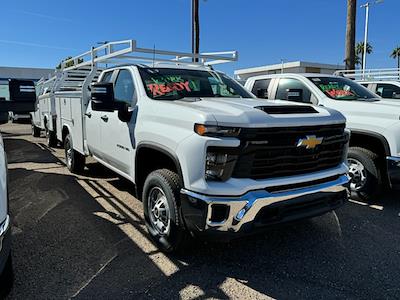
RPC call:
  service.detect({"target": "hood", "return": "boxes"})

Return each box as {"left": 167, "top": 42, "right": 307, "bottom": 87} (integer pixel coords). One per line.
{"left": 329, "top": 98, "right": 400, "bottom": 121}
{"left": 172, "top": 97, "right": 345, "bottom": 128}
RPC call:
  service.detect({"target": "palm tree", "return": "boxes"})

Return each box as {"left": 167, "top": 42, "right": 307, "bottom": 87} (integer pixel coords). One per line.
{"left": 345, "top": 0, "right": 357, "bottom": 70}
{"left": 355, "top": 42, "right": 373, "bottom": 69}
{"left": 390, "top": 47, "right": 400, "bottom": 69}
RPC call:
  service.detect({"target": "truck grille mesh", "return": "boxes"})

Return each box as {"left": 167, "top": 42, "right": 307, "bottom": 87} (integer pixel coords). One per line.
{"left": 232, "top": 123, "right": 347, "bottom": 180}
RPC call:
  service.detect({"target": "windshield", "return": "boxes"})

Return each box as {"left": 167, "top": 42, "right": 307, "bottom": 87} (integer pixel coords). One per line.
{"left": 138, "top": 67, "right": 253, "bottom": 100}
{"left": 308, "top": 76, "right": 378, "bottom": 101}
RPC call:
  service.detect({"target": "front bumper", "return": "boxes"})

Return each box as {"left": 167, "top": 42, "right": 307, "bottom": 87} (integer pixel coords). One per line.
{"left": 0, "top": 215, "right": 11, "bottom": 274}
{"left": 387, "top": 156, "right": 400, "bottom": 189}
{"left": 181, "top": 175, "right": 349, "bottom": 236}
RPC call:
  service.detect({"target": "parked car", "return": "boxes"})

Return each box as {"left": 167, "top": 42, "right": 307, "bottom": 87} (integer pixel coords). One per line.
{"left": 0, "top": 132, "right": 12, "bottom": 296}
{"left": 33, "top": 40, "right": 350, "bottom": 252}
{"left": 245, "top": 73, "right": 400, "bottom": 201}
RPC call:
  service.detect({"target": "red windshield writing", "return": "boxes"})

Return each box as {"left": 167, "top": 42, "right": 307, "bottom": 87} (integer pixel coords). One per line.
{"left": 147, "top": 81, "right": 192, "bottom": 96}
{"left": 326, "top": 89, "right": 355, "bottom": 98}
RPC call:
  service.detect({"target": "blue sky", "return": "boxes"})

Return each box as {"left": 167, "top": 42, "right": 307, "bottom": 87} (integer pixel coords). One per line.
{"left": 0, "top": 0, "right": 399, "bottom": 75}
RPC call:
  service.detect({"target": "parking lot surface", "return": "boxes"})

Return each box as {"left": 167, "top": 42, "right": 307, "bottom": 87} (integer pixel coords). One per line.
{"left": 2, "top": 123, "right": 400, "bottom": 299}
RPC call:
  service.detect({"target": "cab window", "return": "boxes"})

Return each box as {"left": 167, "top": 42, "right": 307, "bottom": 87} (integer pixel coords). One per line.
{"left": 114, "top": 70, "right": 135, "bottom": 105}
{"left": 276, "top": 78, "right": 311, "bottom": 103}
{"left": 101, "top": 71, "right": 113, "bottom": 83}
{"left": 376, "top": 83, "right": 400, "bottom": 99}
{"left": 251, "top": 79, "right": 271, "bottom": 99}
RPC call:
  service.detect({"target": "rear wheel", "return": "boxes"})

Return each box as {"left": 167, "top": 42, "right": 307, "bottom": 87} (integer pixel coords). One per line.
{"left": 45, "top": 127, "right": 57, "bottom": 147}
{"left": 348, "top": 147, "right": 383, "bottom": 201}
{"left": 31, "top": 122, "right": 41, "bottom": 137}
{"left": 143, "top": 169, "right": 189, "bottom": 253}
{"left": 64, "top": 133, "right": 85, "bottom": 173}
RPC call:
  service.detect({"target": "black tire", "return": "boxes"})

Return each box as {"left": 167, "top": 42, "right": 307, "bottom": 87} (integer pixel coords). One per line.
{"left": 46, "top": 128, "right": 57, "bottom": 147}
{"left": 31, "top": 123, "right": 41, "bottom": 137}
{"left": 142, "top": 169, "right": 189, "bottom": 253}
{"left": 0, "top": 254, "right": 14, "bottom": 298}
{"left": 348, "top": 147, "right": 383, "bottom": 201}
{"left": 64, "top": 133, "right": 85, "bottom": 173}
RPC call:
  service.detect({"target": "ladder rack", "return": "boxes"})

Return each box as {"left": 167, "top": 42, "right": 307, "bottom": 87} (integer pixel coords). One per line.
{"left": 61, "top": 39, "right": 238, "bottom": 71}
{"left": 37, "top": 39, "right": 238, "bottom": 94}
{"left": 334, "top": 68, "right": 400, "bottom": 81}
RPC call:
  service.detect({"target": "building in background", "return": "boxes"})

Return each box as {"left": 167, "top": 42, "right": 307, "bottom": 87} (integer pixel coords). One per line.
{"left": 234, "top": 61, "right": 344, "bottom": 81}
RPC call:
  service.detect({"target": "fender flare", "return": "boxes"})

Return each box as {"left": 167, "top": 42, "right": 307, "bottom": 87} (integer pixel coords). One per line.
{"left": 135, "top": 142, "right": 184, "bottom": 185}
{"left": 350, "top": 129, "right": 391, "bottom": 156}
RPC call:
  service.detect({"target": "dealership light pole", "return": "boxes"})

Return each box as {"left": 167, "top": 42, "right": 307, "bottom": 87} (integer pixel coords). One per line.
{"left": 360, "top": 0, "right": 383, "bottom": 77}
{"left": 191, "top": 0, "right": 200, "bottom": 62}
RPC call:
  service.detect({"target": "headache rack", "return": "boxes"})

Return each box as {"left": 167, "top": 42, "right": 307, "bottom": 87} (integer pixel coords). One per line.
{"left": 38, "top": 39, "right": 238, "bottom": 94}
{"left": 334, "top": 68, "right": 400, "bottom": 82}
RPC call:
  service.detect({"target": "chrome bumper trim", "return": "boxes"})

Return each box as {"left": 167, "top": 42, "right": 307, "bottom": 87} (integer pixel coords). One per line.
{"left": 181, "top": 175, "right": 349, "bottom": 232}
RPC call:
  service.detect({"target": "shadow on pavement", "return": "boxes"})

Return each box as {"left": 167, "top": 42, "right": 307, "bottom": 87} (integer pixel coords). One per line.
{"left": 3, "top": 127, "right": 400, "bottom": 299}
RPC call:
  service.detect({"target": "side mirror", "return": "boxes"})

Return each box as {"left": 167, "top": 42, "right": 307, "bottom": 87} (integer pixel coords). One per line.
{"left": 256, "top": 88, "right": 268, "bottom": 99}
{"left": 115, "top": 102, "right": 133, "bottom": 122}
{"left": 91, "top": 82, "right": 115, "bottom": 111}
{"left": 286, "top": 88, "right": 303, "bottom": 102}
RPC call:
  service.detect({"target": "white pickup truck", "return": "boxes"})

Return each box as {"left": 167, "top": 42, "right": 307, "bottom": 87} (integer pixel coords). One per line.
{"left": 245, "top": 73, "right": 400, "bottom": 201}
{"left": 33, "top": 40, "right": 350, "bottom": 252}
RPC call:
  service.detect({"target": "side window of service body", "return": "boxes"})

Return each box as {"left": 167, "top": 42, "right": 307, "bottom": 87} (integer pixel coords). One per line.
{"left": 114, "top": 70, "right": 136, "bottom": 106}
{"left": 275, "top": 78, "right": 316, "bottom": 104}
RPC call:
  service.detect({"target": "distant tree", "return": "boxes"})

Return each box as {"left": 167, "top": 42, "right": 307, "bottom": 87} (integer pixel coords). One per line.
{"left": 390, "top": 46, "right": 400, "bottom": 69}
{"left": 355, "top": 42, "right": 373, "bottom": 68}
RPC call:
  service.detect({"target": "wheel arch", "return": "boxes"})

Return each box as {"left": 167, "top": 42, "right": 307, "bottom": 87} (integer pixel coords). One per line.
{"left": 349, "top": 129, "right": 390, "bottom": 157}
{"left": 135, "top": 142, "right": 184, "bottom": 200}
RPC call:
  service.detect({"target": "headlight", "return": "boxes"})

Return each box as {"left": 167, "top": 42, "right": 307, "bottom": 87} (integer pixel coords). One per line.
{"left": 194, "top": 124, "right": 241, "bottom": 137}
{"left": 205, "top": 148, "right": 238, "bottom": 181}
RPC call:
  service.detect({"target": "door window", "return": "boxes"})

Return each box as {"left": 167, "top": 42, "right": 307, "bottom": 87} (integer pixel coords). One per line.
{"left": 276, "top": 78, "right": 311, "bottom": 103}
{"left": 376, "top": 83, "right": 400, "bottom": 98}
{"left": 101, "top": 71, "right": 113, "bottom": 83}
{"left": 251, "top": 79, "right": 271, "bottom": 98}
{"left": 114, "top": 70, "right": 135, "bottom": 105}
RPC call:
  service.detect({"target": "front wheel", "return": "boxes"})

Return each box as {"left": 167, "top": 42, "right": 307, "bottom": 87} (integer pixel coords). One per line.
{"left": 347, "top": 147, "right": 383, "bottom": 201}
{"left": 142, "top": 169, "right": 189, "bottom": 253}
{"left": 64, "top": 134, "right": 85, "bottom": 173}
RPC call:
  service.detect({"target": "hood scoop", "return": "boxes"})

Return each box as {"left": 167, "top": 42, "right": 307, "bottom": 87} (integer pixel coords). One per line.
{"left": 255, "top": 105, "right": 318, "bottom": 114}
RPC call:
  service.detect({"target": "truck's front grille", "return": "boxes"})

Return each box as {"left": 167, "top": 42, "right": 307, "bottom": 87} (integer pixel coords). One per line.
{"left": 232, "top": 124, "right": 348, "bottom": 180}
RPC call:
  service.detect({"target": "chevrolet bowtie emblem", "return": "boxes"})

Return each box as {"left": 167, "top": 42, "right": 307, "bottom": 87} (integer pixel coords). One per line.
{"left": 297, "top": 135, "right": 323, "bottom": 149}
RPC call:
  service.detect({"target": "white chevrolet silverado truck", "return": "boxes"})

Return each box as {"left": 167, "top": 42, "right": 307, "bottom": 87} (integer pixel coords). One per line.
{"left": 33, "top": 40, "right": 350, "bottom": 252}
{"left": 245, "top": 73, "right": 400, "bottom": 201}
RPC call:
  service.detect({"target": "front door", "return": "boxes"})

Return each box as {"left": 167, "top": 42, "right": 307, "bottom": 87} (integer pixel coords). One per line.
{"left": 99, "top": 68, "right": 136, "bottom": 177}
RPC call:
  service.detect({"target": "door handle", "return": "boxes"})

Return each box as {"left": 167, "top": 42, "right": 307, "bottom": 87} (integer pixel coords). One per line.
{"left": 101, "top": 115, "right": 109, "bottom": 122}
{"left": 85, "top": 112, "right": 92, "bottom": 118}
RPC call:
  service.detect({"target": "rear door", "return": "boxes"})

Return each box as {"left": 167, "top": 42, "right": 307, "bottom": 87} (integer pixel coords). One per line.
{"left": 86, "top": 70, "right": 114, "bottom": 157}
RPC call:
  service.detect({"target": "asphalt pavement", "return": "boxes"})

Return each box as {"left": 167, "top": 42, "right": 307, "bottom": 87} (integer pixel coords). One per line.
{"left": 2, "top": 123, "right": 400, "bottom": 299}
